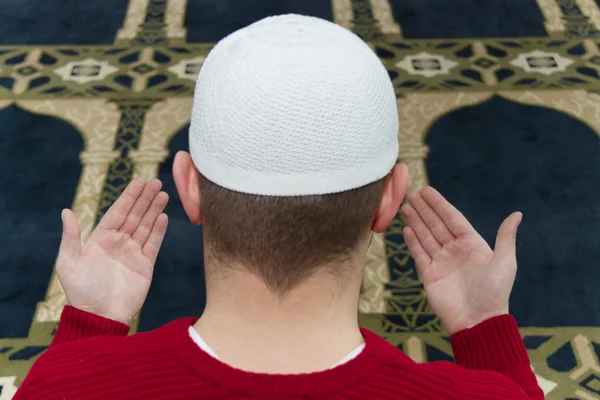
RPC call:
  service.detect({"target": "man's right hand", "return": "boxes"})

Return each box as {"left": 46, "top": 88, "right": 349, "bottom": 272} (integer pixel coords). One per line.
{"left": 56, "top": 178, "right": 169, "bottom": 326}
{"left": 400, "top": 187, "right": 522, "bottom": 335}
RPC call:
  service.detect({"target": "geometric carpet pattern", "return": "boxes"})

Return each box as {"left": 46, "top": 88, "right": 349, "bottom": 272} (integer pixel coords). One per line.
{"left": 0, "top": 1, "right": 599, "bottom": 399}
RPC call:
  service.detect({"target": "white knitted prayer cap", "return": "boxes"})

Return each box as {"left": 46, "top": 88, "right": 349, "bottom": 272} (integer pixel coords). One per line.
{"left": 189, "top": 14, "right": 399, "bottom": 196}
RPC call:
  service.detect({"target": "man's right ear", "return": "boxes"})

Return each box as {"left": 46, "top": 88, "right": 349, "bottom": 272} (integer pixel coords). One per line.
{"left": 172, "top": 151, "right": 204, "bottom": 225}
{"left": 371, "top": 163, "right": 409, "bottom": 233}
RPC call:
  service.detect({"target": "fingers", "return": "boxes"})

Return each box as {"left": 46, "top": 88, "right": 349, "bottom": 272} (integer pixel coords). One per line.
{"left": 142, "top": 213, "right": 169, "bottom": 265}
{"left": 406, "top": 191, "right": 455, "bottom": 245}
{"left": 491, "top": 212, "right": 523, "bottom": 265}
{"left": 420, "top": 186, "right": 474, "bottom": 237}
{"left": 57, "top": 209, "right": 82, "bottom": 269}
{"left": 402, "top": 226, "right": 432, "bottom": 273}
{"left": 119, "top": 179, "right": 163, "bottom": 235}
{"left": 96, "top": 179, "right": 146, "bottom": 231}
{"left": 400, "top": 203, "right": 442, "bottom": 256}
{"left": 132, "top": 191, "right": 169, "bottom": 246}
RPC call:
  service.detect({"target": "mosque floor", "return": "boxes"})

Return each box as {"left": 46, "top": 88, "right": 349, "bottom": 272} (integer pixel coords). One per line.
{"left": 0, "top": 1, "right": 598, "bottom": 399}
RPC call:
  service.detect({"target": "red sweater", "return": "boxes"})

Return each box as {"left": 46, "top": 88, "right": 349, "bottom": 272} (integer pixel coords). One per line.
{"left": 15, "top": 307, "right": 544, "bottom": 399}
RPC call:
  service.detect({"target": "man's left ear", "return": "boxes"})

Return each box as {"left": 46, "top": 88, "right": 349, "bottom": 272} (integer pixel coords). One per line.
{"left": 371, "top": 163, "right": 409, "bottom": 233}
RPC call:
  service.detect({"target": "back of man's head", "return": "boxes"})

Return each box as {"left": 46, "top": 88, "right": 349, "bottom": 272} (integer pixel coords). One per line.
{"left": 185, "top": 14, "right": 399, "bottom": 294}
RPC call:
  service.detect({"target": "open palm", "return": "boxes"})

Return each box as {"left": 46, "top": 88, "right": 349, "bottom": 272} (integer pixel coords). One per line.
{"left": 400, "top": 187, "right": 522, "bottom": 334}
{"left": 57, "top": 179, "right": 169, "bottom": 325}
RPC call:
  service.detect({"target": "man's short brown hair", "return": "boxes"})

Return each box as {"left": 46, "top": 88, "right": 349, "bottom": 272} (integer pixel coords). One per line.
{"left": 200, "top": 176, "right": 385, "bottom": 294}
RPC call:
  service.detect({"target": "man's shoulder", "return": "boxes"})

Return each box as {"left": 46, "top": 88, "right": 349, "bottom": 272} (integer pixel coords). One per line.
{"left": 362, "top": 356, "right": 527, "bottom": 399}
{"left": 38, "top": 318, "right": 195, "bottom": 372}
{"left": 15, "top": 318, "right": 198, "bottom": 399}
{"left": 360, "top": 329, "right": 527, "bottom": 399}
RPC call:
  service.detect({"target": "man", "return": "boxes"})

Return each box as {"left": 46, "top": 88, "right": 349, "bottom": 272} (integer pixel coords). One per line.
{"left": 15, "top": 14, "right": 543, "bottom": 399}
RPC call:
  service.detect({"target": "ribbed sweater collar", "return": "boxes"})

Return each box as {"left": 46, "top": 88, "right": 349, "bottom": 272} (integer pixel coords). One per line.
{"left": 162, "top": 318, "right": 395, "bottom": 397}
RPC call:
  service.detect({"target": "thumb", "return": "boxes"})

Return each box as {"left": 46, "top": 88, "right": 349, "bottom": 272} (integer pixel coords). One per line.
{"left": 491, "top": 211, "right": 523, "bottom": 265}
{"left": 57, "top": 209, "right": 82, "bottom": 270}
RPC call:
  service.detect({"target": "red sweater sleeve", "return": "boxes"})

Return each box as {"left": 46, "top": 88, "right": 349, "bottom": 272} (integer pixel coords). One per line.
{"left": 450, "top": 314, "right": 544, "bottom": 399}
{"left": 50, "top": 306, "right": 130, "bottom": 346}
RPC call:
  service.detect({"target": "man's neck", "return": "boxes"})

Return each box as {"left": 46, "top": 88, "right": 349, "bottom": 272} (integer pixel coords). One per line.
{"left": 193, "top": 265, "right": 365, "bottom": 374}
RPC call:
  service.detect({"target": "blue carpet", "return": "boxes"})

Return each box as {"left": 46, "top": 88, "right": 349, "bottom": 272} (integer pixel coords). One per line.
{"left": 0, "top": 0, "right": 128, "bottom": 45}
{"left": 0, "top": 105, "right": 82, "bottom": 337}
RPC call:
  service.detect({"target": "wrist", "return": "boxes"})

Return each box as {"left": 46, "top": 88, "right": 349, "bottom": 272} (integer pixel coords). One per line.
{"left": 445, "top": 308, "right": 510, "bottom": 335}
{"left": 97, "top": 311, "right": 133, "bottom": 326}
{"left": 70, "top": 304, "right": 133, "bottom": 326}
{"left": 463, "top": 308, "right": 510, "bottom": 332}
